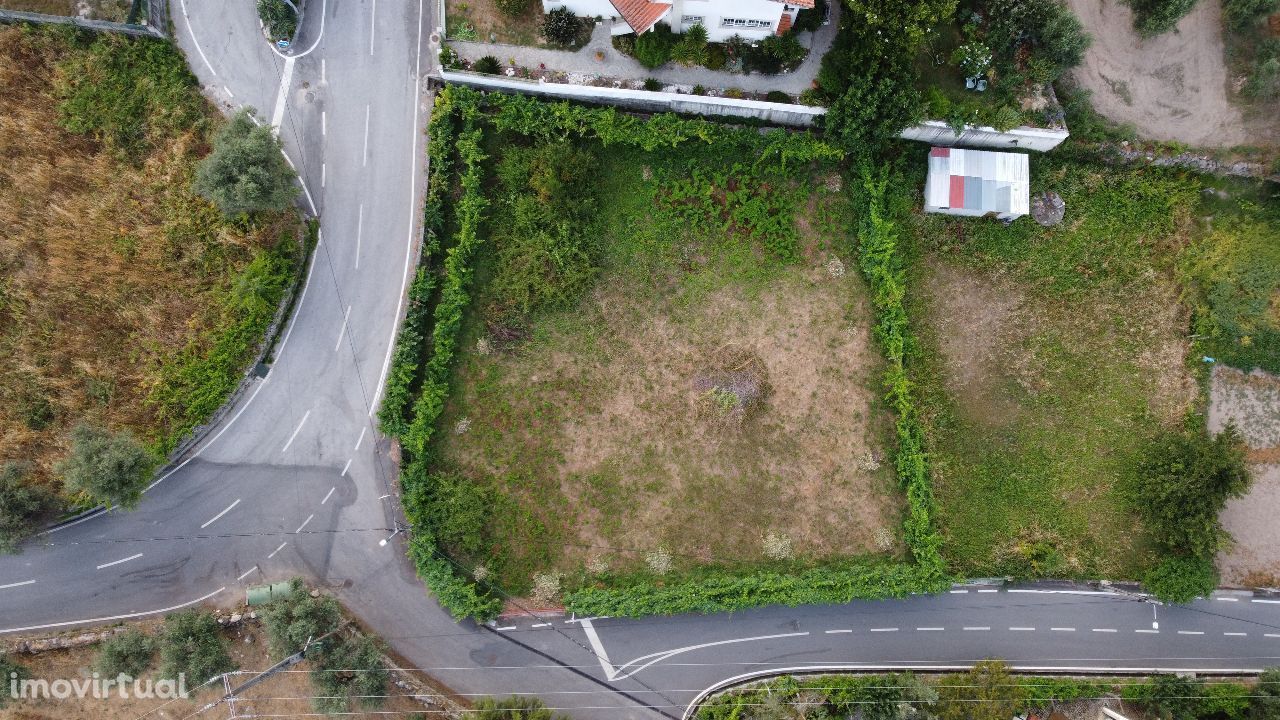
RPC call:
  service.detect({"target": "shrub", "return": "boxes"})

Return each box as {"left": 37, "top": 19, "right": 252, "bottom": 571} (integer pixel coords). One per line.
{"left": 1144, "top": 555, "right": 1218, "bottom": 603}
{"left": 0, "top": 462, "right": 49, "bottom": 553}
{"left": 793, "top": 0, "right": 828, "bottom": 32}
{"left": 692, "top": 84, "right": 707, "bottom": 95}
{"left": 642, "top": 77, "right": 662, "bottom": 91}
{"left": 765, "top": 90, "right": 793, "bottom": 103}
{"left": 1225, "top": 0, "right": 1278, "bottom": 28}
{"left": 1122, "top": 674, "right": 1205, "bottom": 720}
{"left": 1246, "top": 51, "right": 1280, "bottom": 101}
{"left": 822, "top": 73, "right": 923, "bottom": 157}
{"left": 473, "top": 55, "right": 502, "bottom": 74}
{"left": 260, "top": 579, "right": 342, "bottom": 658}
{"left": 747, "top": 32, "right": 807, "bottom": 73}
{"left": 95, "top": 629, "right": 157, "bottom": 678}
{"left": 57, "top": 423, "right": 155, "bottom": 509}
{"left": 310, "top": 635, "right": 387, "bottom": 713}
{"left": 158, "top": 610, "right": 234, "bottom": 683}
{"left": 934, "top": 661, "right": 1027, "bottom": 720}
{"left": 474, "top": 696, "right": 570, "bottom": 720}
{"left": 633, "top": 23, "right": 675, "bottom": 68}
{"left": 705, "top": 42, "right": 727, "bottom": 70}
{"left": 439, "top": 44, "right": 463, "bottom": 69}
{"left": 1132, "top": 425, "right": 1250, "bottom": 558}
{"left": 1128, "top": 0, "right": 1199, "bottom": 36}
{"left": 256, "top": 0, "right": 297, "bottom": 41}
{"left": 984, "top": 0, "right": 1091, "bottom": 82}
{"left": 542, "top": 6, "right": 579, "bottom": 46}
{"left": 493, "top": 0, "right": 529, "bottom": 16}
{"left": 193, "top": 109, "right": 299, "bottom": 216}
{"left": 1253, "top": 668, "right": 1280, "bottom": 719}
{"left": 0, "top": 653, "right": 27, "bottom": 708}
{"left": 671, "top": 22, "right": 709, "bottom": 66}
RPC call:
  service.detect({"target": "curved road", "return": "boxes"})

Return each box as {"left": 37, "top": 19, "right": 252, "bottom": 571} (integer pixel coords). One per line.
{"left": 3, "top": 3, "right": 1280, "bottom": 718}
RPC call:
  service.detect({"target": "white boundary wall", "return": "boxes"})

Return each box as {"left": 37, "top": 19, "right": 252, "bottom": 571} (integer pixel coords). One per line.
{"left": 438, "top": 71, "right": 1070, "bottom": 150}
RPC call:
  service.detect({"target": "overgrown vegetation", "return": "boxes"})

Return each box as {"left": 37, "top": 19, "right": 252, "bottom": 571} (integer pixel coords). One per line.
{"left": 614, "top": 22, "right": 809, "bottom": 74}
{"left": 1126, "top": 0, "right": 1198, "bottom": 37}
{"left": 696, "top": 666, "right": 1280, "bottom": 720}
{"left": 158, "top": 610, "right": 235, "bottom": 683}
{"left": 0, "top": 462, "right": 50, "bottom": 553}
{"left": 474, "top": 696, "right": 569, "bottom": 720}
{"left": 95, "top": 628, "right": 157, "bottom": 679}
{"left": 0, "top": 653, "right": 28, "bottom": 708}
{"left": 194, "top": 108, "right": 299, "bottom": 216}
{"left": 0, "top": 27, "right": 302, "bottom": 525}
{"left": 57, "top": 423, "right": 156, "bottom": 509}
{"left": 256, "top": 0, "right": 297, "bottom": 42}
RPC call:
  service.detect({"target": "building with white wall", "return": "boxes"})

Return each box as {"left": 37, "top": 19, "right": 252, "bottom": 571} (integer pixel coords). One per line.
{"left": 924, "top": 147, "right": 1030, "bottom": 221}
{"left": 542, "top": 0, "right": 811, "bottom": 42}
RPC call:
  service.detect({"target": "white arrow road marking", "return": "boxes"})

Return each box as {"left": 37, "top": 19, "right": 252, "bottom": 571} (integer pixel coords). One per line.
{"left": 96, "top": 553, "right": 143, "bottom": 570}
{"left": 201, "top": 499, "right": 241, "bottom": 529}
{"left": 605, "top": 631, "right": 811, "bottom": 682}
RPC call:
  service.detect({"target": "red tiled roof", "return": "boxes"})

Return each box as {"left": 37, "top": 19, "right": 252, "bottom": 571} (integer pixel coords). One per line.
{"left": 776, "top": 12, "right": 793, "bottom": 35}
{"left": 772, "top": 0, "right": 815, "bottom": 8}
{"left": 609, "top": 0, "right": 671, "bottom": 34}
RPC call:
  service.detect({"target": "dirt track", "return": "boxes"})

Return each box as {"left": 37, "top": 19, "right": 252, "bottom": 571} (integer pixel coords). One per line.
{"left": 1065, "top": 0, "right": 1255, "bottom": 146}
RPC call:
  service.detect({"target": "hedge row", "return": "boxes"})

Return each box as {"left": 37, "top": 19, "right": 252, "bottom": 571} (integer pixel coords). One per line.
{"left": 376, "top": 94, "right": 457, "bottom": 438}
{"left": 565, "top": 560, "right": 950, "bottom": 617}
{"left": 386, "top": 87, "right": 503, "bottom": 621}
{"left": 854, "top": 167, "right": 946, "bottom": 576}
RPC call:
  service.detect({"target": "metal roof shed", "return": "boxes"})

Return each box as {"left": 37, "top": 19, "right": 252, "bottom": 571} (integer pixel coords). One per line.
{"left": 924, "top": 147, "right": 1030, "bottom": 221}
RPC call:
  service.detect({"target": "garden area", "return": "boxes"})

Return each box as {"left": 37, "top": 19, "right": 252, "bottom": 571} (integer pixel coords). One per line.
{"left": 0, "top": 26, "right": 303, "bottom": 550}
{"left": 445, "top": 0, "right": 592, "bottom": 47}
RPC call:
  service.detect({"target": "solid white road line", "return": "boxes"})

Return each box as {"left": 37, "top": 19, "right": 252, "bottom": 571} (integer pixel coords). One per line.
{"left": 0, "top": 587, "right": 226, "bottom": 635}
{"left": 270, "top": 57, "right": 297, "bottom": 129}
{"left": 1092, "top": 628, "right": 1118, "bottom": 633}
{"left": 367, "top": 0, "right": 426, "bottom": 419}
{"left": 869, "top": 628, "right": 897, "bottom": 632}
{"left": 1136, "top": 629, "right": 1159, "bottom": 634}
{"left": 1051, "top": 627, "right": 1075, "bottom": 632}
{"left": 825, "top": 629, "right": 853, "bottom": 634}
{"left": 96, "top": 553, "right": 143, "bottom": 570}
{"left": 268, "top": 542, "right": 288, "bottom": 559}
{"left": 237, "top": 566, "right": 259, "bottom": 582}
{"left": 1010, "top": 627, "right": 1035, "bottom": 631}
{"left": 1267, "top": 634, "right": 1280, "bottom": 638}
{"left": 322, "top": 162, "right": 326, "bottom": 188}
{"left": 916, "top": 627, "right": 944, "bottom": 632}
{"left": 579, "top": 619, "right": 616, "bottom": 680}
{"left": 178, "top": 0, "right": 217, "bottom": 76}
{"left": 341, "top": 458, "right": 353, "bottom": 476}
{"left": 201, "top": 499, "right": 241, "bottom": 529}
{"left": 355, "top": 204, "right": 363, "bottom": 268}
{"left": 322, "top": 487, "right": 336, "bottom": 505}
{"left": 1177, "top": 630, "right": 1205, "bottom": 635}
{"left": 1008, "top": 589, "right": 1124, "bottom": 597}
{"left": 1225, "top": 632, "right": 1248, "bottom": 636}
{"left": 321, "top": 58, "right": 326, "bottom": 83}
{"left": 355, "top": 427, "right": 367, "bottom": 451}
{"left": 282, "top": 410, "right": 311, "bottom": 453}
{"left": 274, "top": 231, "right": 323, "bottom": 363}
{"left": 295, "top": 514, "right": 315, "bottom": 534}
{"left": 949, "top": 589, "right": 968, "bottom": 594}
{"left": 963, "top": 627, "right": 990, "bottom": 631}
{"left": 0, "top": 580, "right": 35, "bottom": 590}
{"left": 369, "top": 0, "right": 377, "bottom": 55}
{"left": 322, "top": 110, "right": 327, "bottom": 136}
{"left": 363, "top": 105, "right": 371, "bottom": 166}
{"left": 335, "top": 304, "right": 352, "bottom": 352}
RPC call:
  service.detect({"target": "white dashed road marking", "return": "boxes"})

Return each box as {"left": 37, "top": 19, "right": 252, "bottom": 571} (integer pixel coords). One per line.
{"left": 1178, "top": 631, "right": 1205, "bottom": 635}
{"left": 201, "top": 499, "right": 241, "bottom": 529}
{"left": 237, "top": 566, "right": 259, "bottom": 582}
{"left": 825, "top": 629, "right": 852, "bottom": 634}
{"left": 1010, "top": 627, "right": 1035, "bottom": 632}
{"left": 295, "top": 514, "right": 315, "bottom": 534}
{"left": 0, "top": 580, "right": 35, "bottom": 590}
{"left": 1052, "top": 627, "right": 1076, "bottom": 632}
{"left": 1092, "top": 628, "right": 1118, "bottom": 633}
{"left": 282, "top": 410, "right": 311, "bottom": 453}
{"left": 869, "top": 628, "right": 898, "bottom": 633}
{"left": 963, "top": 627, "right": 990, "bottom": 631}
{"left": 322, "top": 487, "right": 336, "bottom": 505}
{"left": 268, "top": 543, "right": 288, "bottom": 559}
{"left": 96, "top": 554, "right": 143, "bottom": 570}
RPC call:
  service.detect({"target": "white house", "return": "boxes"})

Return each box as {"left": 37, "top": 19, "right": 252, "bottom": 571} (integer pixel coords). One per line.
{"left": 924, "top": 147, "right": 1030, "bottom": 221}
{"left": 541, "top": 0, "right": 812, "bottom": 42}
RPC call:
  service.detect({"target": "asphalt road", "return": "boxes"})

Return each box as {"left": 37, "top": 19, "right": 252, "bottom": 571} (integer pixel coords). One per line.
{"left": 2, "top": 4, "right": 1280, "bottom": 719}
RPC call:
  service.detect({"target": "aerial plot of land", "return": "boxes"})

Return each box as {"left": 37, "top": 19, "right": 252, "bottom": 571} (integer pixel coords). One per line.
{"left": 427, "top": 139, "right": 900, "bottom": 594}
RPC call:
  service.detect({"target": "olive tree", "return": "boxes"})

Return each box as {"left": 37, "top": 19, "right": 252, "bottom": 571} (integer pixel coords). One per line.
{"left": 194, "top": 109, "right": 299, "bottom": 216}
{"left": 57, "top": 423, "right": 155, "bottom": 510}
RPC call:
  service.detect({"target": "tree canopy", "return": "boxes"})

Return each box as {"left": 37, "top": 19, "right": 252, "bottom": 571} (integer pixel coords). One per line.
{"left": 194, "top": 109, "right": 299, "bottom": 216}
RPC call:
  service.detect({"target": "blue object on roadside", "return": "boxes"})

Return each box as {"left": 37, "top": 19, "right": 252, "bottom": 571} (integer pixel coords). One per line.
{"left": 1203, "top": 356, "right": 1216, "bottom": 363}
{"left": 277, "top": 40, "right": 291, "bottom": 49}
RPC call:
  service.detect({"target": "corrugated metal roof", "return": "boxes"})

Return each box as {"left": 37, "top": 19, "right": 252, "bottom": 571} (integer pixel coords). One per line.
{"left": 924, "top": 147, "right": 1029, "bottom": 216}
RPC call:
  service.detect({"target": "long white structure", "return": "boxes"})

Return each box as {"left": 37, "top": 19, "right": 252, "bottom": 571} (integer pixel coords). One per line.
{"left": 542, "top": 0, "right": 810, "bottom": 42}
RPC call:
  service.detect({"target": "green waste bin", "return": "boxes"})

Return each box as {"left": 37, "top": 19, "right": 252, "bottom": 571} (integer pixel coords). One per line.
{"left": 246, "top": 582, "right": 293, "bottom": 606}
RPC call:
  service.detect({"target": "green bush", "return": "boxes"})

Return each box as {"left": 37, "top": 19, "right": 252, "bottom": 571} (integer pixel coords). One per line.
{"left": 765, "top": 90, "right": 794, "bottom": 103}
{"left": 95, "top": 629, "right": 157, "bottom": 678}
{"left": 1128, "top": 0, "right": 1199, "bottom": 36}
{"left": 55, "top": 34, "right": 207, "bottom": 159}
{"left": 642, "top": 77, "right": 662, "bottom": 91}
{"left": 0, "top": 653, "right": 27, "bottom": 708}
{"left": 671, "top": 22, "right": 709, "bottom": 66}
{"left": 984, "top": 0, "right": 1091, "bottom": 82}
{"left": 1254, "top": 668, "right": 1280, "bottom": 719}
{"left": 934, "top": 661, "right": 1028, "bottom": 720}
{"left": 57, "top": 423, "right": 155, "bottom": 509}
{"left": 1246, "top": 46, "right": 1280, "bottom": 101}
{"left": 158, "top": 610, "right": 234, "bottom": 684}
{"left": 0, "top": 462, "right": 49, "bottom": 554}
{"left": 1132, "top": 425, "right": 1250, "bottom": 559}
{"left": 193, "top": 109, "right": 299, "bottom": 216}
{"left": 704, "top": 42, "right": 727, "bottom": 70}
{"left": 746, "top": 32, "right": 807, "bottom": 73}
{"left": 1225, "top": 0, "right": 1278, "bottom": 28}
{"left": 1122, "top": 674, "right": 1206, "bottom": 720}
{"left": 256, "top": 0, "right": 297, "bottom": 41}
{"left": 633, "top": 23, "right": 675, "bottom": 68}
{"left": 793, "top": 0, "right": 828, "bottom": 32}
{"left": 541, "top": 6, "right": 579, "bottom": 46}
{"left": 310, "top": 635, "right": 387, "bottom": 714}
{"left": 473, "top": 55, "right": 502, "bottom": 74}
{"left": 494, "top": 0, "right": 529, "bottom": 16}
{"left": 260, "top": 579, "right": 342, "bottom": 658}
{"left": 822, "top": 72, "right": 923, "bottom": 157}
{"left": 1144, "top": 555, "right": 1218, "bottom": 603}
{"left": 474, "top": 696, "right": 570, "bottom": 720}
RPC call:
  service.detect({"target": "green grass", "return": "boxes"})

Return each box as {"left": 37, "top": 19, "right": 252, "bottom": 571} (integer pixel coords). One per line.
{"left": 429, "top": 144, "right": 899, "bottom": 594}
{"left": 909, "top": 157, "right": 1204, "bottom": 578}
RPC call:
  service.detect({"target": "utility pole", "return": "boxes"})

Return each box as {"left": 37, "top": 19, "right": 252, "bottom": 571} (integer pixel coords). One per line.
{"left": 198, "top": 627, "right": 345, "bottom": 718}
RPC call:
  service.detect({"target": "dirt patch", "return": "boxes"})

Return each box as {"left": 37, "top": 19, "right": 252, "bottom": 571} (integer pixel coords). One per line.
{"left": 444, "top": 261, "right": 899, "bottom": 577}
{"left": 446, "top": 0, "right": 553, "bottom": 46}
{"left": 1064, "top": 0, "right": 1276, "bottom": 146}
{"left": 1211, "top": 365, "right": 1280, "bottom": 585}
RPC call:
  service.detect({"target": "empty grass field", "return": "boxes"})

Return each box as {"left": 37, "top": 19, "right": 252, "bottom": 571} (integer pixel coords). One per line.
{"left": 910, "top": 157, "right": 1206, "bottom": 579}
{"left": 428, "top": 146, "right": 901, "bottom": 595}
